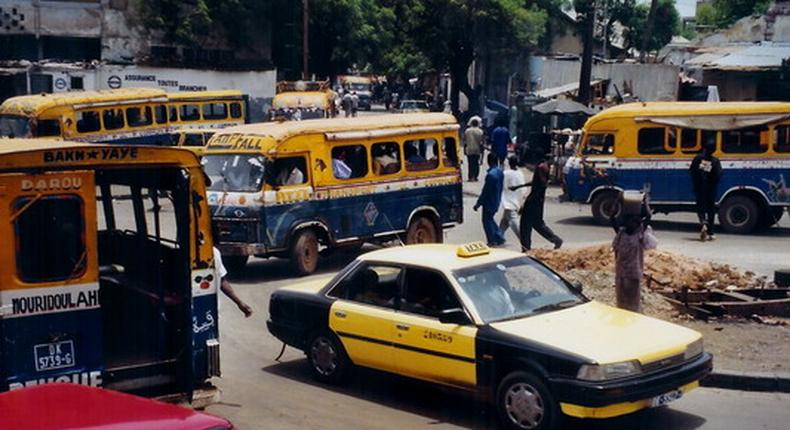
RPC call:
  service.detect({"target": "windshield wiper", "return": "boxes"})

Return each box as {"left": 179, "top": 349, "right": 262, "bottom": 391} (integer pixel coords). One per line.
{"left": 531, "top": 299, "right": 581, "bottom": 314}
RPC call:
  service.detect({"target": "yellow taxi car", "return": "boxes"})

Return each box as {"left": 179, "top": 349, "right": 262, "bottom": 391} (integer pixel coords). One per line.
{"left": 267, "top": 243, "right": 712, "bottom": 430}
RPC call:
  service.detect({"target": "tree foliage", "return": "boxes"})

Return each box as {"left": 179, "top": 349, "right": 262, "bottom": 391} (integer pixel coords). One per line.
{"left": 620, "top": 0, "right": 680, "bottom": 52}
{"left": 696, "top": 0, "right": 771, "bottom": 29}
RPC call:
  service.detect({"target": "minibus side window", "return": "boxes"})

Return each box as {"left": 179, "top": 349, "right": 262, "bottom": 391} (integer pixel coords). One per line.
{"left": 372, "top": 142, "right": 401, "bottom": 175}
{"left": 102, "top": 109, "right": 125, "bottom": 130}
{"left": 126, "top": 106, "right": 153, "bottom": 127}
{"left": 582, "top": 133, "right": 614, "bottom": 155}
{"left": 180, "top": 104, "right": 201, "bottom": 121}
{"left": 681, "top": 128, "right": 700, "bottom": 154}
{"left": 443, "top": 137, "right": 459, "bottom": 167}
{"left": 169, "top": 106, "right": 179, "bottom": 122}
{"left": 332, "top": 145, "right": 368, "bottom": 179}
{"left": 35, "top": 119, "right": 61, "bottom": 137}
{"left": 14, "top": 195, "right": 85, "bottom": 282}
{"left": 405, "top": 138, "right": 439, "bottom": 171}
{"left": 183, "top": 133, "right": 204, "bottom": 147}
{"left": 722, "top": 126, "right": 768, "bottom": 154}
{"left": 203, "top": 103, "right": 228, "bottom": 120}
{"left": 774, "top": 125, "right": 790, "bottom": 153}
{"left": 230, "top": 102, "right": 243, "bottom": 118}
{"left": 270, "top": 157, "right": 307, "bottom": 186}
{"left": 637, "top": 127, "right": 672, "bottom": 155}
{"left": 76, "top": 110, "right": 101, "bottom": 133}
{"left": 155, "top": 105, "right": 168, "bottom": 124}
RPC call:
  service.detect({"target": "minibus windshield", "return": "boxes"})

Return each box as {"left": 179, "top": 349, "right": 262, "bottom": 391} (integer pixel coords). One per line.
{"left": 0, "top": 115, "right": 30, "bottom": 138}
{"left": 202, "top": 153, "right": 266, "bottom": 192}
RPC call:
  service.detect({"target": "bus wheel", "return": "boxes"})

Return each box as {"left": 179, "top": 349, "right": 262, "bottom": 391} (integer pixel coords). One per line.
{"left": 291, "top": 229, "right": 319, "bottom": 275}
{"left": 591, "top": 191, "right": 621, "bottom": 225}
{"left": 496, "top": 371, "right": 559, "bottom": 430}
{"left": 406, "top": 216, "right": 440, "bottom": 244}
{"left": 760, "top": 207, "right": 785, "bottom": 229}
{"left": 224, "top": 255, "right": 248, "bottom": 274}
{"left": 719, "top": 195, "right": 760, "bottom": 234}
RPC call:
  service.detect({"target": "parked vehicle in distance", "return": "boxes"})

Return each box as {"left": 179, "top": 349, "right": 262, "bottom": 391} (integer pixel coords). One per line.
{"left": 0, "top": 88, "right": 247, "bottom": 144}
{"left": 399, "top": 99, "right": 430, "bottom": 113}
{"left": 169, "top": 127, "right": 217, "bottom": 154}
{"left": 267, "top": 243, "right": 712, "bottom": 430}
{"left": 202, "top": 113, "right": 463, "bottom": 275}
{"left": 337, "top": 75, "right": 373, "bottom": 110}
{"left": 0, "top": 140, "right": 221, "bottom": 406}
{"left": 564, "top": 102, "right": 790, "bottom": 233}
{"left": 0, "top": 383, "right": 234, "bottom": 430}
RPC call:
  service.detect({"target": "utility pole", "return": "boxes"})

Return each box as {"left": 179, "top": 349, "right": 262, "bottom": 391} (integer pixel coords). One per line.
{"left": 302, "top": 0, "right": 309, "bottom": 79}
{"left": 577, "top": 0, "right": 595, "bottom": 105}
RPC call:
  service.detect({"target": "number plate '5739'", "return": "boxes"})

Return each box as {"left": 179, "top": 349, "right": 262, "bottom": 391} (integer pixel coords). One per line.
{"left": 34, "top": 340, "right": 75, "bottom": 372}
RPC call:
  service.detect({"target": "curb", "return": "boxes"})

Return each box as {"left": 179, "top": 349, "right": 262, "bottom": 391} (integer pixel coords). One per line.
{"left": 703, "top": 370, "right": 790, "bottom": 393}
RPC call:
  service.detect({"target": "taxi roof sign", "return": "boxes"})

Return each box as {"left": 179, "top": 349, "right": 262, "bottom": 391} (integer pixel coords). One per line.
{"left": 457, "top": 242, "right": 490, "bottom": 258}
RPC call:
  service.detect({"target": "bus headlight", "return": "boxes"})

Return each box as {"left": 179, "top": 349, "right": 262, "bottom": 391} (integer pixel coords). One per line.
{"left": 684, "top": 339, "right": 704, "bottom": 360}
{"left": 577, "top": 360, "right": 642, "bottom": 381}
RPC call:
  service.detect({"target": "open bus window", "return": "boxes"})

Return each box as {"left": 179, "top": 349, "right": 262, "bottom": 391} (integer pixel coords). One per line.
{"left": 443, "top": 137, "right": 459, "bottom": 167}
{"left": 332, "top": 145, "right": 368, "bottom": 179}
{"left": 76, "top": 110, "right": 100, "bottom": 133}
{"left": 154, "top": 105, "right": 168, "bottom": 124}
{"left": 269, "top": 156, "right": 307, "bottom": 186}
{"left": 180, "top": 104, "right": 201, "bottom": 121}
{"left": 775, "top": 125, "right": 790, "bottom": 153}
{"left": 372, "top": 142, "right": 401, "bottom": 175}
{"left": 582, "top": 133, "right": 614, "bottom": 155}
{"left": 126, "top": 106, "right": 153, "bottom": 128}
{"left": 722, "top": 126, "right": 768, "bottom": 154}
{"left": 681, "top": 128, "right": 700, "bottom": 154}
{"left": 637, "top": 127, "right": 673, "bottom": 155}
{"left": 405, "top": 138, "right": 439, "bottom": 171}
{"left": 230, "top": 102, "right": 243, "bottom": 118}
{"left": 169, "top": 106, "right": 179, "bottom": 122}
{"left": 202, "top": 103, "right": 228, "bottom": 120}
{"left": 14, "top": 195, "right": 85, "bottom": 283}
{"left": 102, "top": 109, "right": 125, "bottom": 130}
{"left": 35, "top": 119, "right": 61, "bottom": 137}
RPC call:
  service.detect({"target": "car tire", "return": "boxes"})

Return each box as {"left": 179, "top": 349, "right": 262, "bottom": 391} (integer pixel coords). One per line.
{"left": 718, "top": 195, "right": 760, "bottom": 234}
{"left": 307, "top": 330, "right": 351, "bottom": 384}
{"left": 290, "top": 229, "right": 320, "bottom": 276}
{"left": 591, "top": 191, "right": 621, "bottom": 225}
{"left": 223, "top": 255, "right": 248, "bottom": 274}
{"left": 405, "top": 215, "right": 441, "bottom": 244}
{"left": 496, "top": 371, "right": 559, "bottom": 430}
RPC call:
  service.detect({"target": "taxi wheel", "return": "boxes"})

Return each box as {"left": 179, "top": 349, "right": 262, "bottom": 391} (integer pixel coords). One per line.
{"left": 405, "top": 216, "right": 441, "bottom": 244}
{"left": 291, "top": 230, "right": 319, "bottom": 276}
{"left": 496, "top": 371, "right": 558, "bottom": 430}
{"left": 307, "top": 331, "right": 350, "bottom": 384}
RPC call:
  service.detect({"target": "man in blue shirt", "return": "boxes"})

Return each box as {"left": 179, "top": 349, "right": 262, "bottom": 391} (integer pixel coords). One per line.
{"left": 490, "top": 122, "right": 510, "bottom": 164}
{"left": 473, "top": 153, "right": 506, "bottom": 246}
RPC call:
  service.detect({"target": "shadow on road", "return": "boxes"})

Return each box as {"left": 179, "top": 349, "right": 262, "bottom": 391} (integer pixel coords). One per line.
{"left": 228, "top": 246, "right": 369, "bottom": 284}
{"left": 263, "top": 358, "right": 708, "bottom": 430}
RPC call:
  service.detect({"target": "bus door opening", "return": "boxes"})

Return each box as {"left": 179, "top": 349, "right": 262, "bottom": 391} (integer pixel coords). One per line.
{"left": 95, "top": 167, "right": 191, "bottom": 396}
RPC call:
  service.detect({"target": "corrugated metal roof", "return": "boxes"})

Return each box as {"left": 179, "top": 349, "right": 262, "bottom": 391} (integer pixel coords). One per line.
{"left": 688, "top": 42, "right": 790, "bottom": 71}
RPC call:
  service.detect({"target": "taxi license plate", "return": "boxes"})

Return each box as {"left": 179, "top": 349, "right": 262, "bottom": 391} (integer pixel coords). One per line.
{"left": 34, "top": 340, "right": 75, "bottom": 372}
{"left": 650, "top": 389, "right": 683, "bottom": 407}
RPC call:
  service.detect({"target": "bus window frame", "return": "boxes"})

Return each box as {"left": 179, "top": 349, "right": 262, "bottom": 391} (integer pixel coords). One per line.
{"left": 125, "top": 105, "right": 154, "bottom": 128}
{"left": 773, "top": 124, "right": 790, "bottom": 153}
{"left": 721, "top": 125, "right": 769, "bottom": 155}
{"left": 179, "top": 104, "right": 203, "bottom": 122}
{"left": 582, "top": 132, "right": 615, "bottom": 156}
{"left": 76, "top": 109, "right": 101, "bottom": 134}
{"left": 331, "top": 143, "right": 370, "bottom": 181}
{"left": 637, "top": 126, "right": 675, "bottom": 156}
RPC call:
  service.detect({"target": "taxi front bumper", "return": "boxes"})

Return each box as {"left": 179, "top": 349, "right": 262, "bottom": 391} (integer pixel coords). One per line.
{"left": 550, "top": 352, "right": 712, "bottom": 417}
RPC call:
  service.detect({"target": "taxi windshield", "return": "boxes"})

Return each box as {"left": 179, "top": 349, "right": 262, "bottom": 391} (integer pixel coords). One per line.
{"left": 201, "top": 153, "right": 266, "bottom": 192}
{"left": 452, "top": 257, "right": 584, "bottom": 323}
{"left": 0, "top": 114, "right": 30, "bottom": 138}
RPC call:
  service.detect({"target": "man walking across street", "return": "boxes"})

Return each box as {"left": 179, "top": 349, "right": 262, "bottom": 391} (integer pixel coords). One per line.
{"left": 490, "top": 120, "right": 510, "bottom": 164}
{"left": 464, "top": 117, "right": 485, "bottom": 181}
{"left": 690, "top": 142, "right": 722, "bottom": 241}
{"left": 473, "top": 153, "right": 506, "bottom": 246}
{"left": 499, "top": 155, "right": 526, "bottom": 240}
{"left": 511, "top": 149, "right": 562, "bottom": 251}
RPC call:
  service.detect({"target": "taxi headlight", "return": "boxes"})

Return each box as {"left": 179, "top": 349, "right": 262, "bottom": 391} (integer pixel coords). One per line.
{"left": 577, "top": 360, "right": 642, "bottom": 381}
{"left": 684, "top": 339, "right": 704, "bottom": 360}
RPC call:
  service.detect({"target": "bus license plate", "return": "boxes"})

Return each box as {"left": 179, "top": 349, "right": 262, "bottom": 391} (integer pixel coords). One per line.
{"left": 34, "top": 340, "right": 75, "bottom": 372}
{"left": 650, "top": 389, "right": 683, "bottom": 407}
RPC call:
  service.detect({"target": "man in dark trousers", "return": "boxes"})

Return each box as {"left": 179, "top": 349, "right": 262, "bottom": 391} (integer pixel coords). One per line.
{"left": 490, "top": 120, "right": 510, "bottom": 164}
{"left": 511, "top": 149, "right": 563, "bottom": 251}
{"left": 473, "top": 153, "right": 506, "bottom": 246}
{"left": 690, "top": 142, "right": 722, "bottom": 241}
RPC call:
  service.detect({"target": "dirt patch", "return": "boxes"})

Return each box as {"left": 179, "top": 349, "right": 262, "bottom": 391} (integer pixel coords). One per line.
{"left": 529, "top": 247, "right": 790, "bottom": 374}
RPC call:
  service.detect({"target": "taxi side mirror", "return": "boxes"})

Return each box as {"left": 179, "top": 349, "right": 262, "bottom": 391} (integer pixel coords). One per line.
{"left": 439, "top": 308, "right": 471, "bottom": 325}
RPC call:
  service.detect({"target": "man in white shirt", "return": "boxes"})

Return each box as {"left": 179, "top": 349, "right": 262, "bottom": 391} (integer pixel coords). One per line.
{"left": 333, "top": 150, "right": 353, "bottom": 179}
{"left": 276, "top": 162, "right": 304, "bottom": 186}
{"left": 213, "top": 247, "right": 253, "bottom": 317}
{"left": 499, "top": 156, "right": 526, "bottom": 239}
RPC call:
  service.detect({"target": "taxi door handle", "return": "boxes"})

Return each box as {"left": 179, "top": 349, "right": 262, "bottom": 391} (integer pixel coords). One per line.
{"left": 334, "top": 311, "right": 347, "bottom": 319}
{"left": 396, "top": 324, "right": 410, "bottom": 331}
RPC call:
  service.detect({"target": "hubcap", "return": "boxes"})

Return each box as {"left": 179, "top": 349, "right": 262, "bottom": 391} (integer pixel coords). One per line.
{"left": 310, "top": 337, "right": 337, "bottom": 376}
{"left": 504, "top": 382, "right": 544, "bottom": 429}
{"left": 727, "top": 205, "right": 749, "bottom": 227}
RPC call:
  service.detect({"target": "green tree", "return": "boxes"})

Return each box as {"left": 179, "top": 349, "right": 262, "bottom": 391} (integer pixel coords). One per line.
{"left": 621, "top": 0, "right": 680, "bottom": 52}
{"left": 696, "top": 0, "right": 771, "bottom": 29}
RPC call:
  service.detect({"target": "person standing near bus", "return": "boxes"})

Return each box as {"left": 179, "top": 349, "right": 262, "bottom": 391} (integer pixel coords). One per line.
{"left": 690, "top": 142, "right": 722, "bottom": 241}
{"left": 490, "top": 120, "right": 510, "bottom": 164}
{"left": 350, "top": 91, "right": 359, "bottom": 117}
{"left": 511, "top": 149, "right": 563, "bottom": 251}
{"left": 213, "top": 247, "right": 253, "bottom": 317}
{"left": 473, "top": 152, "right": 506, "bottom": 246}
{"left": 499, "top": 155, "right": 526, "bottom": 240}
{"left": 464, "top": 117, "right": 485, "bottom": 181}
